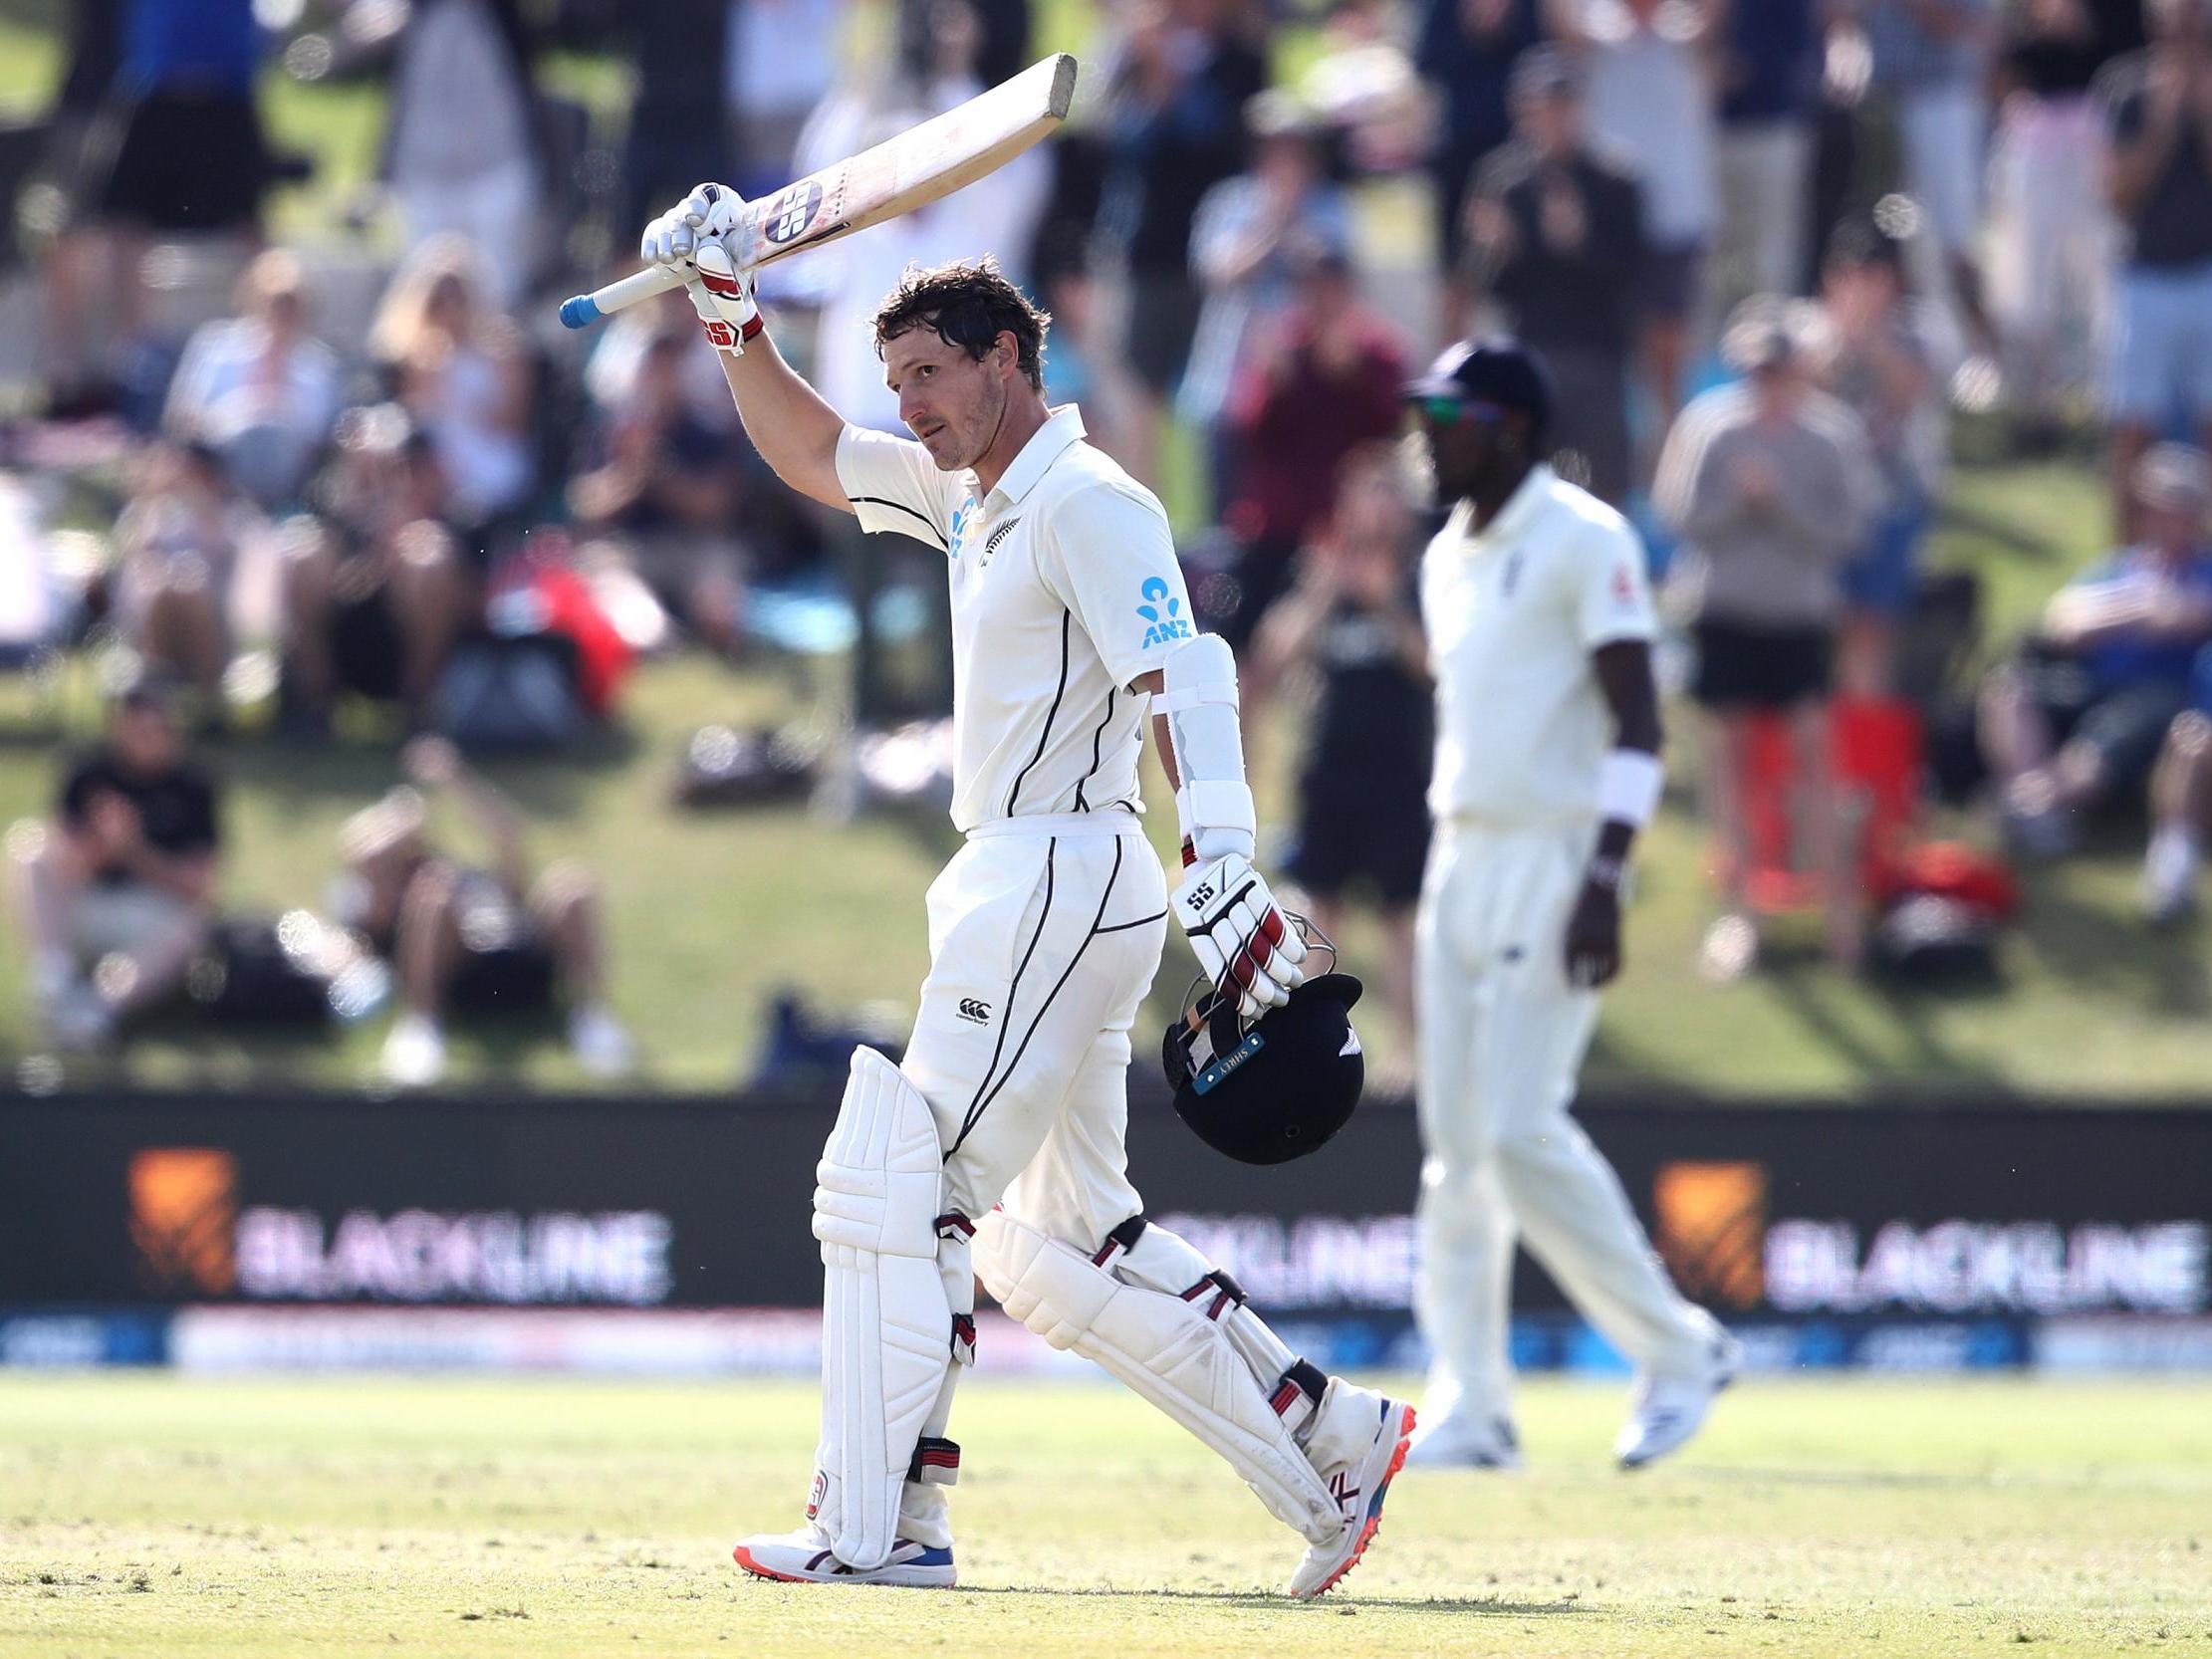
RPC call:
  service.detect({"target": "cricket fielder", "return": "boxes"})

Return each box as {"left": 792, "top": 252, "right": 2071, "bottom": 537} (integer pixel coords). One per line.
{"left": 638, "top": 185, "right": 1414, "bottom": 1593}
{"left": 1404, "top": 338, "right": 1739, "bottom": 1471}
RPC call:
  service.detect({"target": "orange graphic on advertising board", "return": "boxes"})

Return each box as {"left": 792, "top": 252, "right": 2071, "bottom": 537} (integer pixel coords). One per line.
{"left": 128, "top": 1148, "right": 237, "bottom": 1296}
{"left": 1654, "top": 1160, "right": 1766, "bottom": 1310}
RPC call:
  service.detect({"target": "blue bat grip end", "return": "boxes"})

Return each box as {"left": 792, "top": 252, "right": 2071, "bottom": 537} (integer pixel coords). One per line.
{"left": 558, "top": 294, "right": 602, "bottom": 331}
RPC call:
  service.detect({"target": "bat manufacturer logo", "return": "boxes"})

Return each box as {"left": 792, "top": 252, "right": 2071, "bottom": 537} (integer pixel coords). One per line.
{"left": 957, "top": 998, "right": 992, "bottom": 1025}
{"left": 763, "top": 181, "right": 826, "bottom": 246}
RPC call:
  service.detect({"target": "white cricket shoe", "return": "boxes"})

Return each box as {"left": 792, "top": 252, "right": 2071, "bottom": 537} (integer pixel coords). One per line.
{"left": 732, "top": 1527, "right": 954, "bottom": 1588}
{"left": 1405, "top": 1410, "right": 1522, "bottom": 1471}
{"left": 379, "top": 1013, "right": 447, "bottom": 1087}
{"left": 1285, "top": 1381, "right": 1416, "bottom": 1599}
{"left": 1614, "top": 1331, "right": 1741, "bottom": 1470}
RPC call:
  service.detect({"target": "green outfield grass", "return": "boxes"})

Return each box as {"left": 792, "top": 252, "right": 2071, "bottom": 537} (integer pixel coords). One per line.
{"left": 3, "top": 1370, "right": 2209, "bottom": 1657}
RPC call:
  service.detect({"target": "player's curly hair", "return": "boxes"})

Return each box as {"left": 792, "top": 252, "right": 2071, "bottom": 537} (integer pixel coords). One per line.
{"left": 871, "top": 258, "right": 1052, "bottom": 392}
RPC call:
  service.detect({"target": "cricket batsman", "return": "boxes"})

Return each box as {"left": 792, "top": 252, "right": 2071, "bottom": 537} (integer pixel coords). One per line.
{"left": 1404, "top": 338, "right": 1739, "bottom": 1470}
{"left": 638, "top": 185, "right": 1414, "bottom": 1594}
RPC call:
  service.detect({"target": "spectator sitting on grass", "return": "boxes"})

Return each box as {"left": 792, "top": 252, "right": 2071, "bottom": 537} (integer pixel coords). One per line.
{"left": 1981, "top": 442, "right": 2212, "bottom": 861}
{"left": 280, "top": 403, "right": 473, "bottom": 731}
{"left": 368, "top": 236, "right": 536, "bottom": 529}
{"left": 6, "top": 676, "right": 218, "bottom": 1052}
{"left": 567, "top": 318, "right": 748, "bottom": 655}
{"left": 2144, "top": 683, "right": 2212, "bottom": 922}
{"left": 111, "top": 441, "right": 269, "bottom": 706}
{"left": 161, "top": 249, "right": 345, "bottom": 513}
{"left": 336, "top": 736, "right": 632, "bottom": 1088}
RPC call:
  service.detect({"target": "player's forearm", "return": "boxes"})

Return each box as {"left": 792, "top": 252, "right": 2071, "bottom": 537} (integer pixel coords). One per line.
{"left": 714, "top": 337, "right": 851, "bottom": 511}
{"left": 1592, "top": 638, "right": 1664, "bottom": 872}
{"left": 1150, "top": 709, "right": 1183, "bottom": 790}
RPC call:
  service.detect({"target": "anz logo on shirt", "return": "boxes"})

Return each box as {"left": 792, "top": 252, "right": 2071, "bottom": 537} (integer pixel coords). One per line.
{"left": 1136, "top": 576, "right": 1192, "bottom": 650}
{"left": 948, "top": 499, "right": 976, "bottom": 561}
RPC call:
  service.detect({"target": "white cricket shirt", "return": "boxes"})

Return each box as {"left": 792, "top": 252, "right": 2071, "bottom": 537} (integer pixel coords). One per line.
{"left": 1420, "top": 463, "right": 1657, "bottom": 827}
{"left": 836, "top": 404, "right": 1194, "bottom": 832}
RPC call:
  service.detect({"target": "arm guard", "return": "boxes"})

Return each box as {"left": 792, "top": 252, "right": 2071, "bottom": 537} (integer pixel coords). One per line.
{"left": 1156, "top": 633, "right": 1256, "bottom": 865}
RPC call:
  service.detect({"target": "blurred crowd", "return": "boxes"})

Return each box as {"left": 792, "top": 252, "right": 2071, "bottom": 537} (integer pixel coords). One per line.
{"left": 6, "top": 0, "right": 2212, "bottom": 1075}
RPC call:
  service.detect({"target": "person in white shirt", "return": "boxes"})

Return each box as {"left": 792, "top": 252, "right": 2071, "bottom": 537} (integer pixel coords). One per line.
{"left": 162, "top": 251, "right": 344, "bottom": 512}
{"left": 633, "top": 184, "right": 1415, "bottom": 1597}
{"left": 1404, "top": 337, "right": 1739, "bottom": 1472}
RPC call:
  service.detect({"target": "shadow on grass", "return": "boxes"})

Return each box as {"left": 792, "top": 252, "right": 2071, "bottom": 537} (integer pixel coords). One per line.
{"left": 207, "top": 720, "right": 649, "bottom": 818}
{"left": 1932, "top": 498, "right": 2070, "bottom": 566}
{"left": 2017, "top": 864, "right": 2210, "bottom": 1018}
{"left": 948, "top": 1583, "right": 1586, "bottom": 1615}
{"left": 1754, "top": 945, "right": 2008, "bottom": 1093}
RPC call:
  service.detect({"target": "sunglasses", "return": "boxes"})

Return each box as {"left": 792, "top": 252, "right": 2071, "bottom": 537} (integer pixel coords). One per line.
{"left": 1412, "top": 395, "right": 1508, "bottom": 426}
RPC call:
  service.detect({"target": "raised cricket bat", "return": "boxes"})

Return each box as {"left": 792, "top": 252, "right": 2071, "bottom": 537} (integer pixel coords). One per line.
{"left": 559, "top": 53, "right": 1079, "bottom": 330}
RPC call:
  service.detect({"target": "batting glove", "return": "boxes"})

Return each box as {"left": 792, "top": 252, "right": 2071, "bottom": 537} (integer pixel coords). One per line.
{"left": 1174, "top": 852, "right": 1308, "bottom": 1021}
{"left": 640, "top": 182, "right": 761, "bottom": 356}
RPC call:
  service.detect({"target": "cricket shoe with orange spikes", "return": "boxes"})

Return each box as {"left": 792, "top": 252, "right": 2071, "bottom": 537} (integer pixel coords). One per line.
{"left": 733, "top": 1528, "right": 955, "bottom": 1588}
{"left": 1284, "top": 1382, "right": 1416, "bottom": 1599}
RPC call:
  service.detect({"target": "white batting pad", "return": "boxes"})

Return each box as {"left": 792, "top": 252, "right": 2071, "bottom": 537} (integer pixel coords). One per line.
{"left": 811, "top": 1047, "right": 953, "bottom": 1570}
{"left": 975, "top": 1210, "right": 1339, "bottom": 1543}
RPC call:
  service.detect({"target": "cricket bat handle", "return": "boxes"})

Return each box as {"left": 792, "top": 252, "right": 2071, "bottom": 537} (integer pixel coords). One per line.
{"left": 559, "top": 264, "right": 684, "bottom": 331}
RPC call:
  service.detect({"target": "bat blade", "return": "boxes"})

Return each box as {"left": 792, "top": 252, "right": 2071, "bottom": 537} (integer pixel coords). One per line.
{"left": 558, "top": 54, "right": 1078, "bottom": 329}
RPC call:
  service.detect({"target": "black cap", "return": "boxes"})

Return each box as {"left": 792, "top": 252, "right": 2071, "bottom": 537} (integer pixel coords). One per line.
{"left": 1405, "top": 336, "right": 1554, "bottom": 446}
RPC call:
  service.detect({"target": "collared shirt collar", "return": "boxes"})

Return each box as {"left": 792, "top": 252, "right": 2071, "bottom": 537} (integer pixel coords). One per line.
{"left": 978, "top": 404, "right": 1087, "bottom": 510}
{"left": 1465, "top": 463, "right": 1555, "bottom": 549}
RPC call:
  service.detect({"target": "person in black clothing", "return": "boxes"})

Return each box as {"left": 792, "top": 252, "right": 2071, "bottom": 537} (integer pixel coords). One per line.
{"left": 1096, "top": 0, "right": 1267, "bottom": 482}
{"left": 1463, "top": 49, "right": 1646, "bottom": 507}
{"left": 1417, "top": 0, "right": 1545, "bottom": 340}
{"left": 8, "top": 679, "right": 220, "bottom": 1051}
{"left": 1247, "top": 442, "right": 1429, "bottom": 1055}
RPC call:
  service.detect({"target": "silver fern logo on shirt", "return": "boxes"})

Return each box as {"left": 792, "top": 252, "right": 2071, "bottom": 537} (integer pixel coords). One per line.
{"left": 981, "top": 517, "right": 1021, "bottom": 567}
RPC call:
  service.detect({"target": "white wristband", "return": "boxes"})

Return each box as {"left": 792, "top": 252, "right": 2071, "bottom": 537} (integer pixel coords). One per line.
{"left": 1597, "top": 748, "right": 1664, "bottom": 828}
{"left": 1174, "top": 782, "right": 1256, "bottom": 861}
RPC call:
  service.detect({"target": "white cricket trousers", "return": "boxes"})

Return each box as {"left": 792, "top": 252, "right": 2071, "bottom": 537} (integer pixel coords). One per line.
{"left": 1413, "top": 818, "right": 1712, "bottom": 1423}
{"left": 904, "top": 813, "right": 1168, "bottom": 1240}
{"left": 891, "top": 813, "right": 1168, "bottom": 1543}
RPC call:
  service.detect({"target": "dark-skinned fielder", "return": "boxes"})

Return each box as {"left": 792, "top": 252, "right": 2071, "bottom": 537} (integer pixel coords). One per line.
{"left": 1402, "top": 339, "right": 1739, "bottom": 1471}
